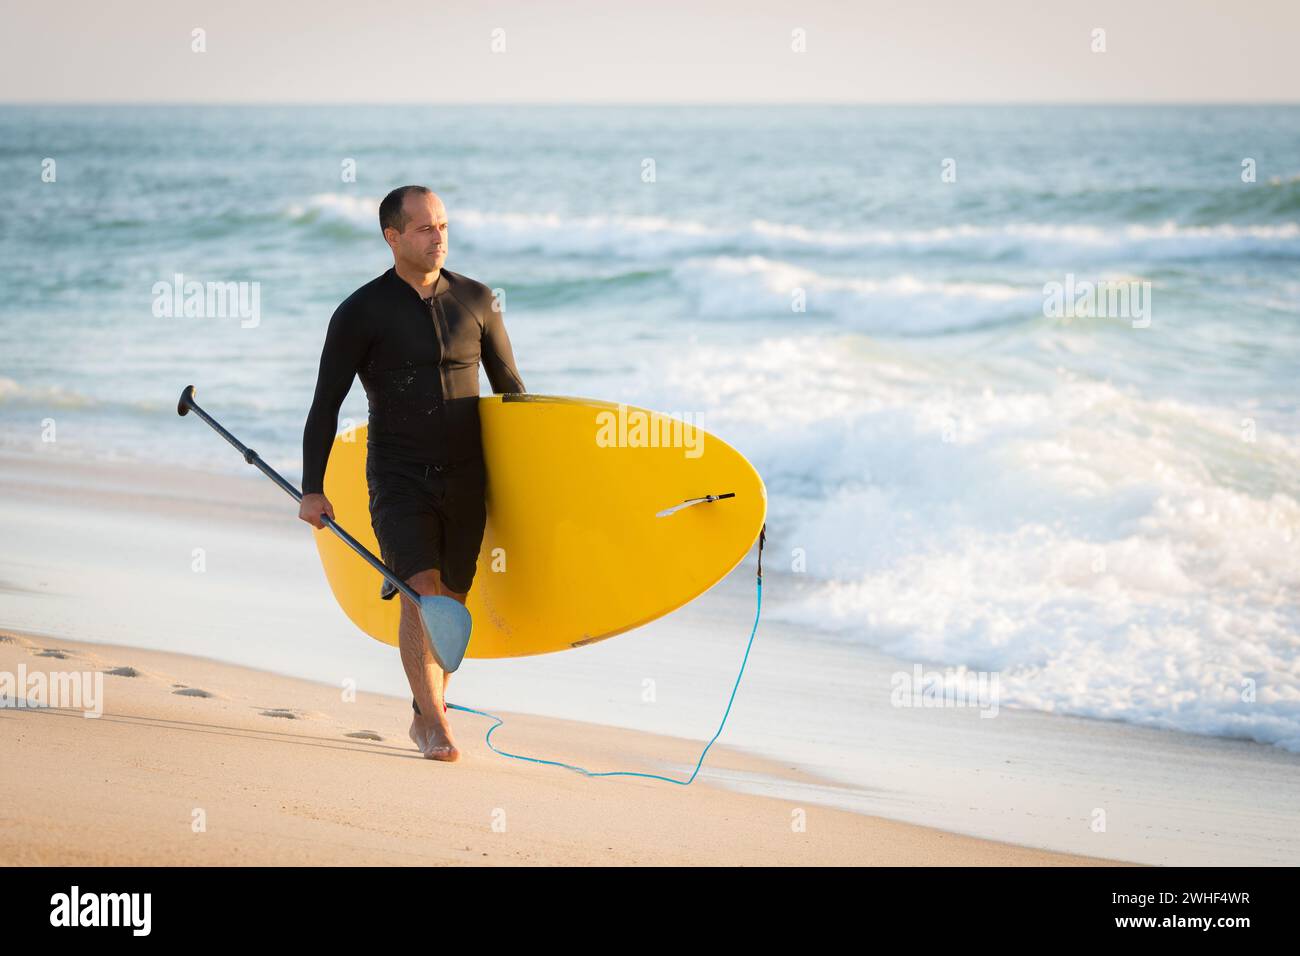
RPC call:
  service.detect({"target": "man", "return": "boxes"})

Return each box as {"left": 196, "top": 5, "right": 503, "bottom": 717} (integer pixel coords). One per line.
{"left": 299, "top": 186, "right": 525, "bottom": 762}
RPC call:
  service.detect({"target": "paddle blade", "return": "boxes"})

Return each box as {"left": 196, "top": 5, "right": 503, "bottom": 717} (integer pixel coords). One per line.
{"left": 419, "top": 595, "right": 472, "bottom": 672}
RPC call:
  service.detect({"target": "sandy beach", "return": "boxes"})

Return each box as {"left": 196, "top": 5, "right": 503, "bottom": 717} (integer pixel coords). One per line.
{"left": 1, "top": 629, "right": 1119, "bottom": 866}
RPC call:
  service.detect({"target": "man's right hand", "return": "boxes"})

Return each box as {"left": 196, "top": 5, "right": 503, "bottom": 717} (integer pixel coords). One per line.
{"left": 299, "top": 493, "right": 336, "bottom": 529}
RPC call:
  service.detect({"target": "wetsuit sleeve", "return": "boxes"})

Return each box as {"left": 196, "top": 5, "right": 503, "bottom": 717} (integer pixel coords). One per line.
{"left": 481, "top": 297, "right": 526, "bottom": 394}
{"left": 302, "top": 302, "right": 370, "bottom": 495}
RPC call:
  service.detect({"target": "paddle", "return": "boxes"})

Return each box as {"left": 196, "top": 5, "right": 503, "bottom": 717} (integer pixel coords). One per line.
{"left": 176, "top": 385, "right": 471, "bottom": 672}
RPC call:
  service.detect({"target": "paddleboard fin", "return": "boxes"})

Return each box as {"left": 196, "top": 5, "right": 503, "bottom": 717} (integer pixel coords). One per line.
{"left": 655, "top": 491, "right": 736, "bottom": 518}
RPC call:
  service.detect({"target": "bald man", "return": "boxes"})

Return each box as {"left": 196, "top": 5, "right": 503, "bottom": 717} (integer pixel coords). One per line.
{"left": 299, "top": 186, "right": 526, "bottom": 761}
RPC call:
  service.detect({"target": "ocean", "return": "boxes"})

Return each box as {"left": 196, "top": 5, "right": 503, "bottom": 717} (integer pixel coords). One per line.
{"left": 1, "top": 104, "right": 1298, "bottom": 753}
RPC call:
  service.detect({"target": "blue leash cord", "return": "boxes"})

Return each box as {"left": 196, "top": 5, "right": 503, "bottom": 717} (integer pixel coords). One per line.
{"left": 448, "top": 525, "right": 766, "bottom": 785}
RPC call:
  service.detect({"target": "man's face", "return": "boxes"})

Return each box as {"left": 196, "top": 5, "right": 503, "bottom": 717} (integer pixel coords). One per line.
{"left": 387, "top": 192, "right": 448, "bottom": 272}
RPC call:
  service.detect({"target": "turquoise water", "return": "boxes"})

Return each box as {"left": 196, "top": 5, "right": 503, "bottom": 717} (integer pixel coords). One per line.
{"left": 1, "top": 105, "right": 1298, "bottom": 750}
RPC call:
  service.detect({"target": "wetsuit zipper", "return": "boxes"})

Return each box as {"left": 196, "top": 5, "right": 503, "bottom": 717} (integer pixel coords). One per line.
{"left": 425, "top": 294, "right": 449, "bottom": 399}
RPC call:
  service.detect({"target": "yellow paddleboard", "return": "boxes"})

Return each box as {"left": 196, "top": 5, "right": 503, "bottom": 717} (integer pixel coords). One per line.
{"left": 314, "top": 394, "right": 767, "bottom": 657}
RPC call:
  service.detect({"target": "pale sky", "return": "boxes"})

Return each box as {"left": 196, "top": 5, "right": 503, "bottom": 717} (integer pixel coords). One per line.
{"left": 2, "top": 0, "right": 1297, "bottom": 103}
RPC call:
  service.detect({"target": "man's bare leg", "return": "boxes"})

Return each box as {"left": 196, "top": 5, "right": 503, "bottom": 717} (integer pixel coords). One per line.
{"left": 400, "top": 567, "right": 468, "bottom": 761}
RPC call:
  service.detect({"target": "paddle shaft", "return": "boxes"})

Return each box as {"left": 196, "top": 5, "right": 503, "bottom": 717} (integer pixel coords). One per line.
{"left": 176, "top": 385, "right": 421, "bottom": 605}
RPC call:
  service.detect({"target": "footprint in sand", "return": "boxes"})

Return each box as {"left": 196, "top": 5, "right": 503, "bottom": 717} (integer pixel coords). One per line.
{"left": 105, "top": 666, "right": 139, "bottom": 677}
{"left": 345, "top": 730, "right": 383, "bottom": 741}
{"left": 173, "top": 688, "right": 214, "bottom": 698}
{"left": 260, "top": 709, "right": 299, "bottom": 719}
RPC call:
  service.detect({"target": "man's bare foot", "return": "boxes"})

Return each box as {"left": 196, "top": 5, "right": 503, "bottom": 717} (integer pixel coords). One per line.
{"left": 408, "top": 713, "right": 460, "bottom": 762}
{"left": 408, "top": 715, "right": 429, "bottom": 753}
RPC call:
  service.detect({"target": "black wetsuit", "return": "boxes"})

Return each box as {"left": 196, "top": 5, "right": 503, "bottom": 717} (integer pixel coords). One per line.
{"left": 302, "top": 266, "right": 525, "bottom": 595}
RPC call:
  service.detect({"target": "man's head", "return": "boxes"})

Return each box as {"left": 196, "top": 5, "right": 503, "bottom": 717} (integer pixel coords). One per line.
{"left": 380, "top": 186, "right": 448, "bottom": 274}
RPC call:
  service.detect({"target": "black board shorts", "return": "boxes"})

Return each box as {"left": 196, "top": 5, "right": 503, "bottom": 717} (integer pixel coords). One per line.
{"left": 365, "top": 453, "right": 487, "bottom": 595}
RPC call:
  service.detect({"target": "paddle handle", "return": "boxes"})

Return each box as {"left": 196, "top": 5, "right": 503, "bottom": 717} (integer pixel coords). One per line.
{"left": 176, "top": 385, "right": 420, "bottom": 605}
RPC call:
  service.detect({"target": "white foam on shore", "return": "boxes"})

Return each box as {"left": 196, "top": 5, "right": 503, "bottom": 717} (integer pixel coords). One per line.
{"left": 646, "top": 334, "right": 1300, "bottom": 752}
